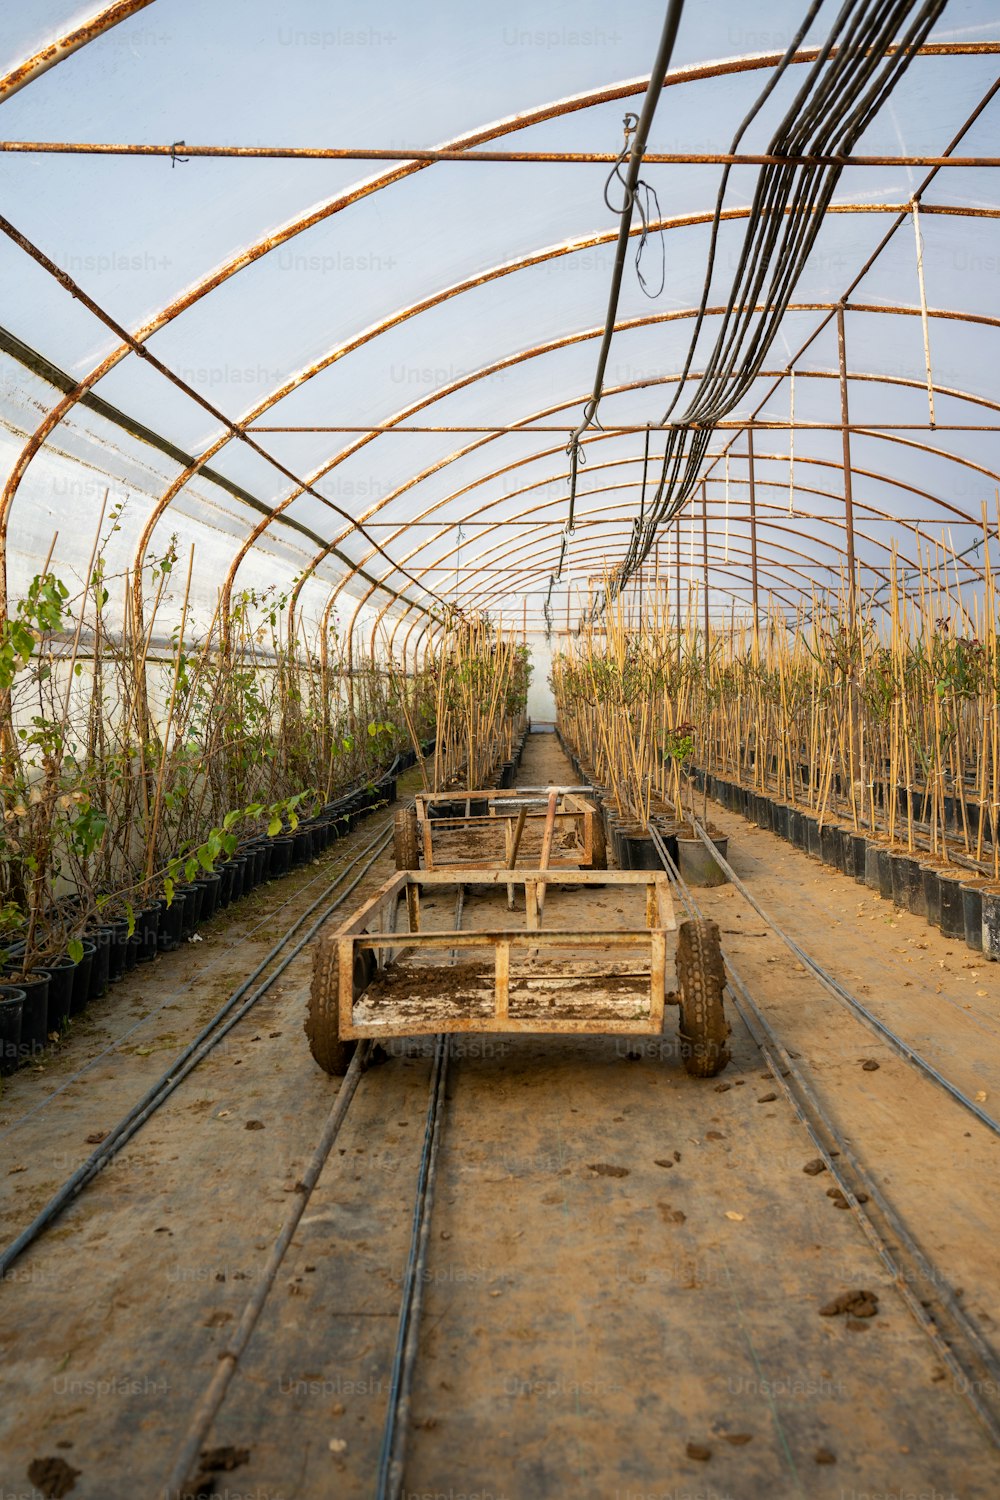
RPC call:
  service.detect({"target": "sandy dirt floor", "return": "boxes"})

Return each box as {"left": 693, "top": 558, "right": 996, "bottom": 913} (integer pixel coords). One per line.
{"left": 1, "top": 733, "right": 998, "bottom": 1499}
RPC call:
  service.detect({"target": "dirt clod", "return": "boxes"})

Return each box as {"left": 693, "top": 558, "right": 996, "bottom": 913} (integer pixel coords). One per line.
{"left": 84, "top": 1132, "right": 106, "bottom": 1145}
{"left": 714, "top": 1082, "right": 732, "bottom": 1092}
{"left": 587, "top": 1163, "right": 629, "bottom": 1178}
{"left": 653, "top": 1159, "right": 673, "bottom": 1169}
{"left": 757, "top": 1093, "right": 778, "bottom": 1103}
{"left": 244, "top": 1120, "right": 265, "bottom": 1131}
{"left": 815, "top": 1448, "right": 837, "bottom": 1464}
{"left": 199, "top": 1446, "right": 250, "bottom": 1472}
{"left": 27, "top": 1458, "right": 80, "bottom": 1498}
{"left": 803, "top": 1159, "right": 827, "bottom": 1175}
{"left": 686, "top": 1443, "right": 712, "bottom": 1461}
{"left": 861, "top": 1059, "right": 880, "bottom": 1072}
{"left": 819, "top": 1289, "right": 879, "bottom": 1319}
{"left": 724, "top": 1433, "right": 753, "bottom": 1446}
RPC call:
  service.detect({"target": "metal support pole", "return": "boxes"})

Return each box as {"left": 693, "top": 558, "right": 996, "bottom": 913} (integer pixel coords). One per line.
{"left": 747, "top": 428, "right": 760, "bottom": 639}
{"left": 702, "top": 480, "right": 710, "bottom": 646}
{"left": 837, "top": 303, "right": 857, "bottom": 627}
{"left": 675, "top": 520, "right": 682, "bottom": 665}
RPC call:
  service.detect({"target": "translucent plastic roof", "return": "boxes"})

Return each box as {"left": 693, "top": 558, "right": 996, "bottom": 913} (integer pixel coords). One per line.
{"left": 1, "top": 0, "right": 999, "bottom": 639}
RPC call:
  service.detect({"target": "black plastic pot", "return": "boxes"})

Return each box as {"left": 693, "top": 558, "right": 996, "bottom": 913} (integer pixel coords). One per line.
{"left": 268, "top": 838, "right": 294, "bottom": 877}
{"left": 158, "top": 893, "right": 187, "bottom": 953}
{"left": 42, "top": 955, "right": 76, "bottom": 1033}
{"left": 177, "top": 883, "right": 204, "bottom": 939}
{"left": 620, "top": 830, "right": 661, "bottom": 871}
{"left": 889, "top": 852, "right": 926, "bottom": 917}
{"left": 938, "top": 871, "right": 966, "bottom": 940}
{"left": 771, "top": 803, "right": 789, "bottom": 840}
{"left": 962, "top": 882, "right": 986, "bottom": 953}
{"left": 124, "top": 933, "right": 140, "bottom": 972}
{"left": 216, "top": 862, "right": 235, "bottom": 910}
{"left": 136, "top": 902, "right": 163, "bottom": 963}
{"left": 820, "top": 823, "right": 840, "bottom": 867}
{"left": 70, "top": 940, "right": 97, "bottom": 1015}
{"left": 5, "top": 969, "right": 50, "bottom": 1058}
{"left": 921, "top": 865, "right": 943, "bottom": 929}
{"left": 87, "top": 926, "right": 113, "bottom": 999}
{"left": 788, "top": 809, "right": 805, "bottom": 849}
{"left": 876, "top": 847, "right": 894, "bottom": 902}
{"left": 981, "top": 887, "right": 1000, "bottom": 962}
{"left": 291, "top": 829, "right": 312, "bottom": 866}
{"left": 0, "top": 986, "right": 24, "bottom": 1074}
{"left": 195, "top": 872, "right": 222, "bottom": 921}
{"left": 804, "top": 815, "right": 822, "bottom": 860}
{"left": 107, "top": 921, "right": 130, "bottom": 982}
{"left": 849, "top": 833, "right": 867, "bottom": 886}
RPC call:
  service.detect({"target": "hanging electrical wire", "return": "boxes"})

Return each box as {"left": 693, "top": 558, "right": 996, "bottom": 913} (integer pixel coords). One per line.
{"left": 599, "top": 0, "right": 948, "bottom": 612}
{"left": 563, "top": 0, "right": 686, "bottom": 539}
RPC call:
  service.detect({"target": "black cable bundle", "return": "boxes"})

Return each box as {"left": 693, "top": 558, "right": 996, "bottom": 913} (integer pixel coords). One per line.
{"left": 603, "top": 0, "right": 949, "bottom": 609}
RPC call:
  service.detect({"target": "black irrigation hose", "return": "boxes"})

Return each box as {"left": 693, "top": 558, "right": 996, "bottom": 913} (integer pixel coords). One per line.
{"left": 0, "top": 815, "right": 397, "bottom": 1278}
{"left": 684, "top": 815, "right": 1000, "bottom": 1138}
{"left": 652, "top": 826, "right": 1000, "bottom": 1446}
{"left": 376, "top": 882, "right": 463, "bottom": 1500}
{"left": 163, "top": 1039, "right": 373, "bottom": 1500}
{"left": 375, "top": 1033, "right": 451, "bottom": 1500}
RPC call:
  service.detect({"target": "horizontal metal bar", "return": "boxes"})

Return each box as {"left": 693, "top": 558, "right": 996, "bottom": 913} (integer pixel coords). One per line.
{"left": 248, "top": 422, "right": 1000, "bottom": 433}
{"left": 343, "top": 1017, "right": 662, "bottom": 1037}
{"left": 355, "top": 931, "right": 661, "bottom": 946}
{"left": 3, "top": 140, "right": 999, "bottom": 167}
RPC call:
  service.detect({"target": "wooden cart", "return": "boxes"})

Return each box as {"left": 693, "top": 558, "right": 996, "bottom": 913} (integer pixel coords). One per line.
{"left": 306, "top": 869, "right": 730, "bottom": 1079}
{"left": 393, "top": 787, "right": 606, "bottom": 872}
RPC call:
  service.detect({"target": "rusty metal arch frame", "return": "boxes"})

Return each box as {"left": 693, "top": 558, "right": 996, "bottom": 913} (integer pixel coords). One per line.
{"left": 2, "top": 43, "right": 994, "bottom": 642}
{"left": 0, "top": 50, "right": 988, "bottom": 611}
{"left": 445, "top": 502, "right": 889, "bottom": 617}
{"left": 0, "top": 1, "right": 156, "bottom": 102}
{"left": 212, "top": 238, "right": 1000, "bottom": 620}
{"left": 346, "top": 452, "right": 987, "bottom": 654}
{"left": 357, "top": 478, "right": 937, "bottom": 665}
{"left": 283, "top": 353, "right": 1000, "bottom": 634}
{"left": 339, "top": 417, "right": 990, "bottom": 605}
{"left": 127, "top": 196, "right": 991, "bottom": 582}
{"left": 12, "top": 42, "right": 947, "bottom": 606}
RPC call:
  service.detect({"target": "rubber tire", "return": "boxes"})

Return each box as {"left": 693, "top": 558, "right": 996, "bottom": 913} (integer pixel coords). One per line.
{"left": 306, "top": 933, "right": 371, "bottom": 1075}
{"left": 393, "top": 807, "right": 420, "bottom": 870}
{"left": 675, "top": 917, "right": 731, "bottom": 1078}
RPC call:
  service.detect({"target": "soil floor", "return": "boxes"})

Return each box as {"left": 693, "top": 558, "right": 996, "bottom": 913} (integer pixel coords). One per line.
{"left": 1, "top": 732, "right": 999, "bottom": 1499}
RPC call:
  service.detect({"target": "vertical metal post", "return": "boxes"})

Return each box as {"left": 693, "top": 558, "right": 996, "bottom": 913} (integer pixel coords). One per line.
{"left": 675, "top": 517, "right": 681, "bottom": 666}
{"left": 837, "top": 303, "right": 857, "bottom": 628}
{"left": 702, "top": 480, "right": 710, "bottom": 646}
{"left": 747, "top": 428, "right": 760, "bottom": 637}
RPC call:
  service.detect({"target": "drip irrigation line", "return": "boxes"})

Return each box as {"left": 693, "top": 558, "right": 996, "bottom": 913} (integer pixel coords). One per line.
{"left": 0, "top": 817, "right": 396, "bottom": 1278}
{"left": 652, "top": 826, "right": 1000, "bottom": 1445}
{"left": 684, "top": 815, "right": 1000, "bottom": 1138}
{"left": 376, "top": 884, "right": 463, "bottom": 1499}
{"left": 162, "top": 1039, "right": 373, "bottom": 1500}
{"left": 376, "top": 1033, "right": 452, "bottom": 1500}
{"left": 0, "top": 806, "right": 398, "bottom": 1142}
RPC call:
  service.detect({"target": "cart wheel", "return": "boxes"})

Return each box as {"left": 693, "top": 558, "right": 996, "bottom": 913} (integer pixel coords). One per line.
{"left": 590, "top": 813, "right": 607, "bottom": 870}
{"left": 675, "top": 917, "right": 731, "bottom": 1078}
{"left": 393, "top": 807, "right": 420, "bottom": 870}
{"left": 306, "top": 933, "right": 372, "bottom": 1075}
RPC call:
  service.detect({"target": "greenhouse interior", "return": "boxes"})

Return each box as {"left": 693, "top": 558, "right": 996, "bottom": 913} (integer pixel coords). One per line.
{"left": 1, "top": 1, "right": 1000, "bottom": 1496}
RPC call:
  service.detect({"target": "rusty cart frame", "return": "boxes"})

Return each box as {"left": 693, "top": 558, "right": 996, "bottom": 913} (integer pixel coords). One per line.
{"left": 307, "top": 869, "right": 731, "bottom": 1078}
{"left": 393, "top": 786, "right": 606, "bottom": 872}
